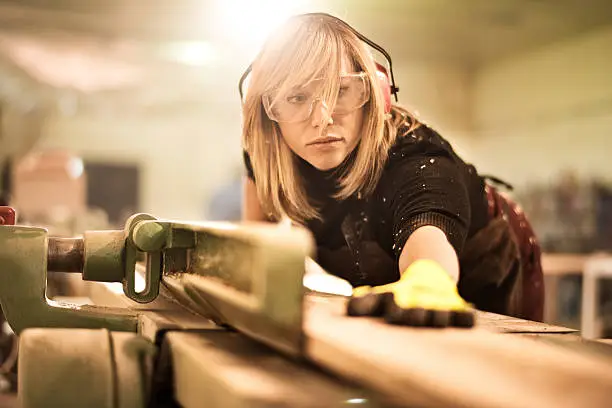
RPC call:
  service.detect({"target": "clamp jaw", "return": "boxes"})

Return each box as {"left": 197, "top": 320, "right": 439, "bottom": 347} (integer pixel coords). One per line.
{"left": 0, "top": 208, "right": 165, "bottom": 334}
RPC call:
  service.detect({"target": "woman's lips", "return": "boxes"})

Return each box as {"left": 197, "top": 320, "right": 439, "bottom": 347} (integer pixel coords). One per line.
{"left": 307, "top": 136, "right": 344, "bottom": 146}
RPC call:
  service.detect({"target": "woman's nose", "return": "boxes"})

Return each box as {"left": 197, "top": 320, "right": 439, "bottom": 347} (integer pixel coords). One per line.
{"left": 310, "top": 100, "right": 334, "bottom": 127}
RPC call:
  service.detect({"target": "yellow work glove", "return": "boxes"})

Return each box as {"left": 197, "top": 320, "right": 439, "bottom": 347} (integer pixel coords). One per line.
{"left": 347, "top": 259, "right": 475, "bottom": 327}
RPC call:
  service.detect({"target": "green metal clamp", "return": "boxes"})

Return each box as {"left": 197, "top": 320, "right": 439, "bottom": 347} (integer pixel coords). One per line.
{"left": 123, "top": 214, "right": 196, "bottom": 303}
{"left": 0, "top": 209, "right": 197, "bottom": 334}
{"left": 0, "top": 224, "right": 138, "bottom": 334}
{"left": 123, "top": 213, "right": 163, "bottom": 303}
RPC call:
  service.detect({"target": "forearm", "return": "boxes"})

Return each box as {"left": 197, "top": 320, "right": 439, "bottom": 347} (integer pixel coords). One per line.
{"left": 398, "top": 225, "right": 460, "bottom": 283}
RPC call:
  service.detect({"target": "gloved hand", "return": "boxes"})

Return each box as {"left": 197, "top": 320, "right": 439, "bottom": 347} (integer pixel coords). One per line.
{"left": 347, "top": 259, "right": 475, "bottom": 327}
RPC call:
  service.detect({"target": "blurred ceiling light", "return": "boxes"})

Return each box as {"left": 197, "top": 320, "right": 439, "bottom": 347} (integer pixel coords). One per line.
{"left": 66, "top": 157, "right": 84, "bottom": 179}
{"left": 215, "top": 0, "right": 312, "bottom": 55}
{"left": 159, "top": 41, "right": 216, "bottom": 66}
{"left": 0, "top": 36, "right": 143, "bottom": 92}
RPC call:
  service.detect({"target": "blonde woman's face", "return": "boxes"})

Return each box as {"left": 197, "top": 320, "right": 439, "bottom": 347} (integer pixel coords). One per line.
{"left": 275, "top": 57, "right": 365, "bottom": 171}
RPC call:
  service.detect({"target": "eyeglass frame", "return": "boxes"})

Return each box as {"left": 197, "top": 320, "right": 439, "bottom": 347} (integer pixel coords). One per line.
{"left": 261, "top": 72, "right": 371, "bottom": 123}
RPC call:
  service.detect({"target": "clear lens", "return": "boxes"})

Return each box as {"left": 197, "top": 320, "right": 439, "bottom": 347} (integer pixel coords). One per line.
{"left": 263, "top": 73, "right": 370, "bottom": 123}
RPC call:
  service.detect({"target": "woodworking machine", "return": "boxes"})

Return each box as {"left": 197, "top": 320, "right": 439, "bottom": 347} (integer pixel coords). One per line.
{"left": 0, "top": 206, "right": 611, "bottom": 408}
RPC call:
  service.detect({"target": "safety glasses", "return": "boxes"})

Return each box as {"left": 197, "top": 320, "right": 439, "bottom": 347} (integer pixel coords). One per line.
{"left": 262, "top": 72, "right": 370, "bottom": 123}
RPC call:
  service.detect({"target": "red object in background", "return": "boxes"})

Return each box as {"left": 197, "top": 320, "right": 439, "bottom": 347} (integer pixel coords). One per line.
{"left": 0, "top": 207, "right": 16, "bottom": 225}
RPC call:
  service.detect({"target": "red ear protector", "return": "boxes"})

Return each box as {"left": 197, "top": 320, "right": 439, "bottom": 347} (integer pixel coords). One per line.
{"left": 238, "top": 12, "right": 399, "bottom": 114}
{"left": 374, "top": 62, "right": 394, "bottom": 114}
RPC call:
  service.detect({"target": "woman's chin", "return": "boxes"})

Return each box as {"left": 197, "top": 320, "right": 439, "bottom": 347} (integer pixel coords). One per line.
{"left": 307, "top": 154, "right": 345, "bottom": 171}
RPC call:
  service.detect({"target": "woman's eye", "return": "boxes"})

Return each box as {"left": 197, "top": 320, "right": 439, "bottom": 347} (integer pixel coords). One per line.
{"left": 286, "top": 93, "right": 308, "bottom": 104}
{"left": 338, "top": 86, "right": 349, "bottom": 96}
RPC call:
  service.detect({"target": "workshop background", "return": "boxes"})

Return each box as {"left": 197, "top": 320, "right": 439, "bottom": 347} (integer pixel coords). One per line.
{"left": 0, "top": 0, "right": 611, "bottom": 342}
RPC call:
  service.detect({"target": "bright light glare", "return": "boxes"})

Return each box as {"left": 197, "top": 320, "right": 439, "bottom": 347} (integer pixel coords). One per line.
{"left": 346, "top": 398, "right": 367, "bottom": 404}
{"left": 303, "top": 257, "right": 353, "bottom": 296}
{"left": 102, "top": 273, "right": 145, "bottom": 295}
{"left": 103, "top": 282, "right": 124, "bottom": 295}
{"left": 160, "top": 42, "right": 216, "bottom": 66}
{"left": 135, "top": 273, "right": 146, "bottom": 293}
{"left": 215, "top": 0, "right": 312, "bottom": 56}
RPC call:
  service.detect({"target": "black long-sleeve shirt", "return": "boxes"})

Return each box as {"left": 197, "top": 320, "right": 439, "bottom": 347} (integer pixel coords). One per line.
{"left": 244, "top": 124, "right": 489, "bottom": 287}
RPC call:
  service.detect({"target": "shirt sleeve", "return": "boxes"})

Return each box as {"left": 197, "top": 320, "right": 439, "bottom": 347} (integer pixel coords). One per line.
{"left": 243, "top": 150, "right": 255, "bottom": 181}
{"left": 382, "top": 146, "right": 471, "bottom": 258}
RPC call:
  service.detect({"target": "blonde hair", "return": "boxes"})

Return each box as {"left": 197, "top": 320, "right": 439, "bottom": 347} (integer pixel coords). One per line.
{"left": 242, "top": 14, "right": 418, "bottom": 223}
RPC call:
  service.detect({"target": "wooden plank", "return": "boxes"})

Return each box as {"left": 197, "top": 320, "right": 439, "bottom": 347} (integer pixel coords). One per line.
{"left": 522, "top": 333, "right": 612, "bottom": 360}
{"left": 167, "top": 331, "right": 400, "bottom": 408}
{"left": 304, "top": 295, "right": 612, "bottom": 408}
{"left": 476, "top": 311, "right": 577, "bottom": 334}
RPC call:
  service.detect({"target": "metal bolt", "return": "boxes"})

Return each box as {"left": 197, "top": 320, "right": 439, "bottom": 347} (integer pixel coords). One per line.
{"left": 47, "top": 238, "right": 84, "bottom": 273}
{"left": 132, "top": 221, "right": 169, "bottom": 252}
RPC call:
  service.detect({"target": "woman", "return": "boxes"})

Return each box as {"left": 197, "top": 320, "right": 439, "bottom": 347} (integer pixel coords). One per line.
{"left": 240, "top": 13, "right": 544, "bottom": 326}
